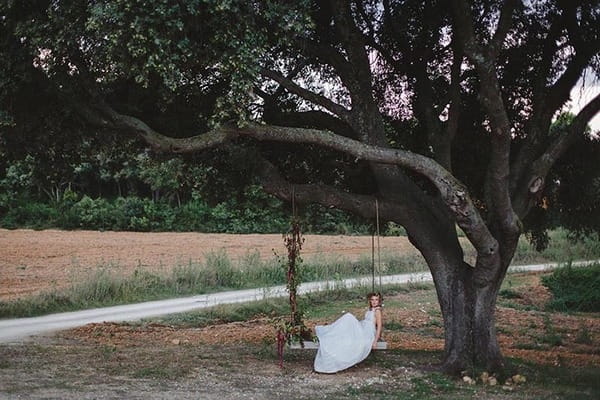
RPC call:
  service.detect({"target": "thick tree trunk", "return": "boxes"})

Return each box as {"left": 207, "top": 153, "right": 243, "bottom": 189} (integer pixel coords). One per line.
{"left": 435, "top": 234, "right": 517, "bottom": 373}
{"left": 437, "top": 261, "right": 474, "bottom": 374}
{"left": 435, "top": 259, "right": 505, "bottom": 373}
{"left": 472, "top": 284, "right": 504, "bottom": 370}
{"left": 470, "top": 232, "right": 520, "bottom": 371}
{"left": 400, "top": 214, "right": 479, "bottom": 373}
{"left": 422, "top": 226, "right": 519, "bottom": 374}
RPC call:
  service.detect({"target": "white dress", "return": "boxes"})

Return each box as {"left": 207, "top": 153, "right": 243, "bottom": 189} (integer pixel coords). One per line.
{"left": 313, "top": 309, "right": 376, "bottom": 373}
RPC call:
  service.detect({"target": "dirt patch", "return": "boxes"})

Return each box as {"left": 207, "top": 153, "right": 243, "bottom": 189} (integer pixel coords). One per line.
{"left": 0, "top": 229, "right": 419, "bottom": 300}
{"left": 2, "top": 230, "right": 599, "bottom": 397}
{"left": 63, "top": 275, "right": 599, "bottom": 369}
{"left": 1, "top": 246, "right": 599, "bottom": 399}
{"left": 492, "top": 274, "right": 600, "bottom": 367}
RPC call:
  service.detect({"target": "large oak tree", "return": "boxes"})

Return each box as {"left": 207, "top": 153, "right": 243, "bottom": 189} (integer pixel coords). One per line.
{"left": 2, "top": 0, "right": 599, "bottom": 372}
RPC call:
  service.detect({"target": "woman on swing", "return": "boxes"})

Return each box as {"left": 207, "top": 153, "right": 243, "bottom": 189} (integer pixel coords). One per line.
{"left": 313, "top": 292, "right": 383, "bottom": 373}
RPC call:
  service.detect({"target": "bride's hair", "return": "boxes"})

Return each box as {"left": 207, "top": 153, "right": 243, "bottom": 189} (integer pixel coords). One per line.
{"left": 366, "top": 292, "right": 383, "bottom": 309}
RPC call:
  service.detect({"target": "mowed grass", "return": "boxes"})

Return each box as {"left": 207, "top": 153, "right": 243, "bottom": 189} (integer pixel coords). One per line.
{"left": 1, "top": 229, "right": 599, "bottom": 318}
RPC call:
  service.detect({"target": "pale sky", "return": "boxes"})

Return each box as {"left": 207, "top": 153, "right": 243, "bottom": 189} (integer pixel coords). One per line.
{"left": 569, "top": 72, "right": 600, "bottom": 134}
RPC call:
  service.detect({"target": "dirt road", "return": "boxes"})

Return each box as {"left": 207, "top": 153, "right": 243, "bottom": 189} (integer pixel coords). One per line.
{"left": 4, "top": 261, "right": 596, "bottom": 344}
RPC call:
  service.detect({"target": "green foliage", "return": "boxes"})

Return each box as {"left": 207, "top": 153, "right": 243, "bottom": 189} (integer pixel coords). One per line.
{"left": 541, "top": 263, "right": 600, "bottom": 312}
{"left": 136, "top": 153, "right": 184, "bottom": 202}
{"left": 71, "top": 196, "right": 116, "bottom": 230}
{"left": 1, "top": 0, "right": 598, "bottom": 241}
{"left": 512, "top": 229, "right": 600, "bottom": 265}
{"left": 0, "top": 181, "right": 375, "bottom": 233}
{"left": 1, "top": 2, "right": 598, "bottom": 376}
{"left": 301, "top": 203, "right": 372, "bottom": 235}
{"left": 171, "top": 198, "right": 212, "bottom": 231}
{"left": 0, "top": 155, "right": 35, "bottom": 208}
{"left": 523, "top": 114, "right": 600, "bottom": 246}
{"left": 3, "top": 1, "right": 596, "bottom": 244}
{"left": 1, "top": 202, "right": 60, "bottom": 229}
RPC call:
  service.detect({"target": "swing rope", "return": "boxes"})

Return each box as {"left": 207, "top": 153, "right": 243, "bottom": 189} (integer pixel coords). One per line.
{"left": 288, "top": 195, "right": 388, "bottom": 351}
{"left": 375, "top": 198, "right": 382, "bottom": 296}
{"left": 371, "top": 234, "right": 375, "bottom": 292}
{"left": 371, "top": 198, "right": 383, "bottom": 299}
{"left": 291, "top": 185, "right": 296, "bottom": 218}
{"left": 373, "top": 198, "right": 387, "bottom": 348}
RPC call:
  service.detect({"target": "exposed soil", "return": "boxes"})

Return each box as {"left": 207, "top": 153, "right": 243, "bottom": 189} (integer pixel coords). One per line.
{"left": 0, "top": 229, "right": 418, "bottom": 300}
{"left": 63, "top": 273, "right": 598, "bottom": 368}
{"left": 1, "top": 273, "right": 597, "bottom": 399}
{"left": 1, "top": 230, "right": 598, "bottom": 399}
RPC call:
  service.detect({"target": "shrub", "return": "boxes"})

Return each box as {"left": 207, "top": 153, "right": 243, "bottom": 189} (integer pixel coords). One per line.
{"left": 173, "top": 199, "right": 212, "bottom": 231}
{"left": 115, "top": 196, "right": 145, "bottom": 229}
{"left": 72, "top": 196, "right": 116, "bottom": 230}
{"left": 1, "top": 202, "right": 58, "bottom": 229}
{"left": 541, "top": 263, "right": 600, "bottom": 312}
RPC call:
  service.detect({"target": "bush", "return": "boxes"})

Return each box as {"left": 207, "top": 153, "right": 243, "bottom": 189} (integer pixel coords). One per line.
{"left": 0, "top": 188, "right": 374, "bottom": 234}
{"left": 541, "top": 263, "right": 600, "bottom": 312}
{"left": 71, "top": 196, "right": 117, "bottom": 230}
{"left": 301, "top": 203, "right": 371, "bottom": 235}
{"left": 173, "top": 199, "right": 212, "bottom": 231}
{"left": 1, "top": 202, "right": 59, "bottom": 229}
{"left": 115, "top": 196, "right": 146, "bottom": 229}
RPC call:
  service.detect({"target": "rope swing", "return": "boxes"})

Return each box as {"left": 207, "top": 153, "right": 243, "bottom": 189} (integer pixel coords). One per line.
{"left": 371, "top": 198, "right": 384, "bottom": 302}
{"left": 288, "top": 196, "right": 388, "bottom": 351}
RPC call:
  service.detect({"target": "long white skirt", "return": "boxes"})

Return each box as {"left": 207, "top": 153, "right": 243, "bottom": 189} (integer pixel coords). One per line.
{"left": 313, "top": 311, "right": 375, "bottom": 373}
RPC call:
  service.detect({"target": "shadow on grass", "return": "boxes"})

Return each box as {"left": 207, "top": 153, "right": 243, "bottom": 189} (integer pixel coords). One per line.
{"left": 506, "top": 357, "right": 600, "bottom": 393}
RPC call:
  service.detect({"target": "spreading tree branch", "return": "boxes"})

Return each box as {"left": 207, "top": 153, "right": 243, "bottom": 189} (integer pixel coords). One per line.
{"left": 489, "top": 0, "right": 518, "bottom": 59}
{"left": 509, "top": 15, "right": 565, "bottom": 192}
{"left": 445, "top": 36, "right": 464, "bottom": 148}
{"left": 268, "top": 60, "right": 308, "bottom": 100}
{"left": 330, "top": 0, "right": 379, "bottom": 120}
{"left": 259, "top": 67, "right": 351, "bottom": 122}
{"left": 543, "top": 93, "right": 600, "bottom": 165}
{"left": 451, "top": 0, "right": 518, "bottom": 235}
{"left": 257, "top": 156, "right": 392, "bottom": 220}
{"left": 293, "top": 38, "right": 355, "bottom": 91}
{"left": 78, "top": 100, "right": 499, "bottom": 263}
{"left": 513, "top": 92, "right": 600, "bottom": 218}
{"left": 510, "top": 19, "right": 600, "bottom": 194}
{"left": 261, "top": 108, "right": 358, "bottom": 139}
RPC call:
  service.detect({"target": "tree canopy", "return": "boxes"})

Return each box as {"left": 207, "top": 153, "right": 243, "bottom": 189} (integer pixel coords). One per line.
{"left": 2, "top": 0, "right": 599, "bottom": 372}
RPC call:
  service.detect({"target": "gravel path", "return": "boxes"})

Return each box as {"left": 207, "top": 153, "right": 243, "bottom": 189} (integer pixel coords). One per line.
{"left": 2, "top": 260, "right": 596, "bottom": 343}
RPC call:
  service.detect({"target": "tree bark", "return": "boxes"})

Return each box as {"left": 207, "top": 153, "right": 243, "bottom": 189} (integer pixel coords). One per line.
{"left": 472, "top": 284, "right": 504, "bottom": 370}
{"left": 434, "top": 255, "right": 511, "bottom": 373}
{"left": 438, "top": 261, "right": 475, "bottom": 373}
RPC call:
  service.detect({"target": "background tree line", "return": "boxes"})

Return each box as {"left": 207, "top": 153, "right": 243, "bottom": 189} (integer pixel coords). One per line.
{"left": 0, "top": 131, "right": 375, "bottom": 233}
{"left": 1, "top": 110, "right": 593, "bottom": 237}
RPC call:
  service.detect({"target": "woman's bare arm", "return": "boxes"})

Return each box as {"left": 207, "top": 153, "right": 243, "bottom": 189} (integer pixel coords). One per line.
{"left": 372, "top": 308, "right": 383, "bottom": 348}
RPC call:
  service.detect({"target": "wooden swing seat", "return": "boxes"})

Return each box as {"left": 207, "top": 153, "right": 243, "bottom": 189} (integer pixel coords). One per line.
{"left": 289, "top": 340, "right": 388, "bottom": 350}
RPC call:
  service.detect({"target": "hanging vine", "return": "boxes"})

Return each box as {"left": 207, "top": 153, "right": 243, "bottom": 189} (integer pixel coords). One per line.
{"left": 275, "top": 215, "right": 311, "bottom": 368}
{"left": 286, "top": 216, "right": 303, "bottom": 326}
